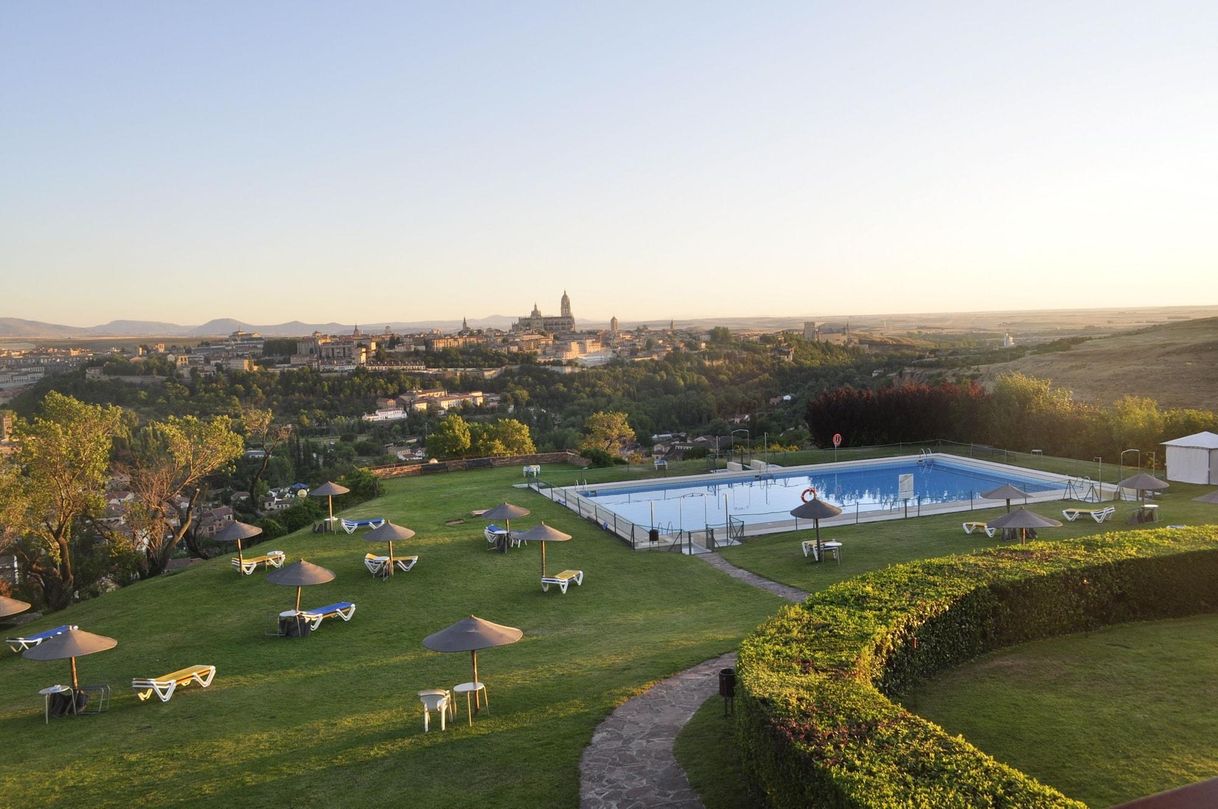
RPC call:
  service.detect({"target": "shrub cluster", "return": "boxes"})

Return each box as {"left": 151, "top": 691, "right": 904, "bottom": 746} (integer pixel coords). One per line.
{"left": 737, "top": 527, "right": 1218, "bottom": 808}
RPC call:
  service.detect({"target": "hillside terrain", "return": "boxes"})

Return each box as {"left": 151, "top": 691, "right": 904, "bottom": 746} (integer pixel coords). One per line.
{"left": 979, "top": 317, "right": 1218, "bottom": 409}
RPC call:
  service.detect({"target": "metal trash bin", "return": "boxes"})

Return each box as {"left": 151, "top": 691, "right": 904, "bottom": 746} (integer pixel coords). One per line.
{"left": 649, "top": 528, "right": 659, "bottom": 543}
{"left": 719, "top": 668, "right": 736, "bottom": 715}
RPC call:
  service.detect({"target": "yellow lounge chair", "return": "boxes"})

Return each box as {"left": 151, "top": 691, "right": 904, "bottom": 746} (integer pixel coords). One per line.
{"left": 541, "top": 569, "right": 583, "bottom": 594}
{"left": 962, "top": 522, "right": 997, "bottom": 538}
{"left": 132, "top": 665, "right": 216, "bottom": 703}
{"left": 232, "top": 550, "right": 286, "bottom": 575}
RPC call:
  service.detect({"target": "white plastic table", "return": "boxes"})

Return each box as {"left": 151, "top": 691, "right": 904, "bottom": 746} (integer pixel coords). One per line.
{"left": 453, "top": 681, "right": 488, "bottom": 726}
{"left": 39, "top": 685, "right": 72, "bottom": 724}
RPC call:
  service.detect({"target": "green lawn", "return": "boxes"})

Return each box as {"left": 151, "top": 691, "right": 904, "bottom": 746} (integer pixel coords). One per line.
{"left": 903, "top": 613, "right": 1218, "bottom": 808}
{"left": 720, "top": 481, "right": 1218, "bottom": 594}
{"left": 673, "top": 696, "right": 763, "bottom": 809}
{"left": 0, "top": 465, "right": 782, "bottom": 809}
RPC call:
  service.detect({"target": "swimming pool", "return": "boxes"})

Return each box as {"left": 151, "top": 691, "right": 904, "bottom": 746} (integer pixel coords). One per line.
{"left": 551, "top": 454, "right": 1071, "bottom": 540}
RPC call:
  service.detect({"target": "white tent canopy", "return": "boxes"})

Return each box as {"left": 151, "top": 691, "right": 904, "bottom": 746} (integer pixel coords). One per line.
{"left": 1162, "top": 431, "right": 1218, "bottom": 485}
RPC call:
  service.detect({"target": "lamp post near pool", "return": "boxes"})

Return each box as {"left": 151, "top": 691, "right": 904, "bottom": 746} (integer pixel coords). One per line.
{"left": 1119, "top": 449, "right": 1141, "bottom": 497}
{"left": 731, "top": 428, "right": 750, "bottom": 466}
{"left": 1094, "top": 457, "right": 1103, "bottom": 502}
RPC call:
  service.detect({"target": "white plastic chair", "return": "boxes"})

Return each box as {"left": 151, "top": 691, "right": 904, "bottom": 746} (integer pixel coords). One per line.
{"left": 418, "top": 689, "right": 454, "bottom": 732}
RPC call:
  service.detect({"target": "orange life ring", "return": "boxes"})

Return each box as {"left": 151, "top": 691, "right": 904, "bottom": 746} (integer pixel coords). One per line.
{"left": 801, "top": 487, "right": 817, "bottom": 503}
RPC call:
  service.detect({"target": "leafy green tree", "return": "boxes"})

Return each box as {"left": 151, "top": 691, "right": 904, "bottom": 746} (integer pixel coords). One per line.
{"left": 6, "top": 392, "right": 127, "bottom": 609}
{"left": 580, "top": 411, "right": 634, "bottom": 458}
{"left": 469, "top": 419, "right": 536, "bottom": 457}
{"left": 428, "top": 415, "right": 472, "bottom": 459}
{"left": 121, "top": 414, "right": 245, "bottom": 575}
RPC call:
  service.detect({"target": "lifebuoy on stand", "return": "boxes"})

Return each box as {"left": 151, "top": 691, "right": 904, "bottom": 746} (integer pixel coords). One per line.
{"left": 801, "top": 487, "right": 817, "bottom": 503}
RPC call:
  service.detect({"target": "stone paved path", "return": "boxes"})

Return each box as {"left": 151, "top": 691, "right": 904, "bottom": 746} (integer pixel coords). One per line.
{"left": 579, "top": 557, "right": 807, "bottom": 808}
{"left": 695, "top": 552, "right": 809, "bottom": 604}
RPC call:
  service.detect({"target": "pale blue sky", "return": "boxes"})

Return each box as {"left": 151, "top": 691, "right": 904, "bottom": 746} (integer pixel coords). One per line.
{"left": 2, "top": 2, "right": 1215, "bottom": 326}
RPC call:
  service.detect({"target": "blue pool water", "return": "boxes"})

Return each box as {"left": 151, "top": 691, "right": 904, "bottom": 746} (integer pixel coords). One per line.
{"left": 578, "top": 457, "right": 1063, "bottom": 530}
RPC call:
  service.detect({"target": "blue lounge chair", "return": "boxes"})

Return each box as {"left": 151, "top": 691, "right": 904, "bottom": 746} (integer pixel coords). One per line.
{"left": 7, "top": 624, "right": 77, "bottom": 653}
{"left": 300, "top": 602, "right": 356, "bottom": 630}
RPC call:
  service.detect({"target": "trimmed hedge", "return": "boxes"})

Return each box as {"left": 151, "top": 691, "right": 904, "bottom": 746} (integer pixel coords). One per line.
{"left": 737, "top": 527, "right": 1218, "bottom": 808}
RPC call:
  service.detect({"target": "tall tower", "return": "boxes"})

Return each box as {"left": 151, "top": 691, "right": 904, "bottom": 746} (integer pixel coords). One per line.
{"left": 610, "top": 316, "right": 619, "bottom": 334}
{"left": 560, "top": 290, "right": 572, "bottom": 319}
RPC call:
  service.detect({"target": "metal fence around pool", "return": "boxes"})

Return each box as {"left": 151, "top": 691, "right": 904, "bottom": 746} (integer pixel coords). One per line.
{"left": 530, "top": 439, "right": 1143, "bottom": 553}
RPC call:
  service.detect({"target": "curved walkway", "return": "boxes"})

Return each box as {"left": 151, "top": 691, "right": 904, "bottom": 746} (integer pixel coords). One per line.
{"left": 579, "top": 556, "right": 807, "bottom": 809}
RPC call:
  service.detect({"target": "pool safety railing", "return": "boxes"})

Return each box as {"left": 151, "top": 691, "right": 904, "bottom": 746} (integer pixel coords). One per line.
{"left": 530, "top": 441, "right": 1131, "bottom": 550}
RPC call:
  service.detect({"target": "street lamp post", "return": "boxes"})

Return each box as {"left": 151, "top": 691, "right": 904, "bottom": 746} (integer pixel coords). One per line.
{"left": 1093, "top": 457, "right": 1103, "bottom": 502}
{"left": 731, "top": 428, "right": 751, "bottom": 467}
{"left": 1120, "top": 448, "right": 1140, "bottom": 499}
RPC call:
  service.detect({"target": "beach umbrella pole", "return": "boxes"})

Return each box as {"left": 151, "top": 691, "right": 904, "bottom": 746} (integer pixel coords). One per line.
{"left": 237, "top": 538, "right": 244, "bottom": 569}
{"left": 471, "top": 650, "right": 482, "bottom": 711}
{"left": 388, "top": 540, "right": 395, "bottom": 576}
{"left": 295, "top": 585, "right": 302, "bottom": 612}
{"left": 541, "top": 542, "right": 547, "bottom": 578}
{"left": 70, "top": 657, "right": 79, "bottom": 691}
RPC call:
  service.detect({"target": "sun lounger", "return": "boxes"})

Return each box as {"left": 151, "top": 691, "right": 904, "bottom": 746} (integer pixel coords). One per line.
{"left": 1062, "top": 506, "right": 1116, "bottom": 523}
{"left": 962, "top": 522, "right": 997, "bottom": 538}
{"left": 364, "top": 553, "right": 390, "bottom": 577}
{"left": 340, "top": 518, "right": 386, "bottom": 534}
{"left": 393, "top": 556, "right": 418, "bottom": 573}
{"left": 232, "top": 550, "right": 286, "bottom": 575}
{"left": 300, "top": 601, "right": 356, "bottom": 630}
{"left": 540, "top": 569, "right": 583, "bottom": 594}
{"left": 802, "top": 540, "right": 842, "bottom": 562}
{"left": 7, "top": 624, "right": 77, "bottom": 653}
{"left": 132, "top": 665, "right": 216, "bottom": 703}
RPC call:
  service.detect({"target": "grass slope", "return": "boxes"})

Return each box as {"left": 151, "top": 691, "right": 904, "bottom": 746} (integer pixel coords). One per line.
{"left": 0, "top": 465, "right": 782, "bottom": 809}
{"left": 979, "top": 316, "right": 1218, "bottom": 409}
{"left": 904, "top": 613, "right": 1218, "bottom": 808}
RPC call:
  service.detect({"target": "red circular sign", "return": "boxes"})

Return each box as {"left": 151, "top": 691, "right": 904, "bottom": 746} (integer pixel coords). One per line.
{"left": 832, "top": 433, "right": 842, "bottom": 448}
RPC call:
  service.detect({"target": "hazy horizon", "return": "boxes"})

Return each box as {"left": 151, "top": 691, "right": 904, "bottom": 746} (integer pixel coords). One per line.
{"left": 4, "top": 2, "right": 1216, "bottom": 324}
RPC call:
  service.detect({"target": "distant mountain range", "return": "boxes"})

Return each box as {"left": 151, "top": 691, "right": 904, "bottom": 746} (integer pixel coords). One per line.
{"left": 4, "top": 305, "right": 1218, "bottom": 341}
{"left": 0, "top": 316, "right": 518, "bottom": 339}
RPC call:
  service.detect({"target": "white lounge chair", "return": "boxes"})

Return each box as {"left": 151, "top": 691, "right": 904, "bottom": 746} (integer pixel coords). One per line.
{"left": 132, "top": 665, "right": 216, "bottom": 703}
{"left": 393, "top": 556, "right": 419, "bottom": 573}
{"left": 364, "top": 553, "right": 389, "bottom": 577}
{"left": 1062, "top": 506, "right": 1116, "bottom": 523}
{"left": 341, "top": 518, "right": 386, "bottom": 534}
{"left": 802, "top": 540, "right": 842, "bottom": 563}
{"left": 300, "top": 601, "right": 357, "bottom": 630}
{"left": 540, "top": 569, "right": 583, "bottom": 594}
{"left": 962, "top": 522, "right": 997, "bottom": 537}
{"left": 232, "top": 550, "right": 286, "bottom": 575}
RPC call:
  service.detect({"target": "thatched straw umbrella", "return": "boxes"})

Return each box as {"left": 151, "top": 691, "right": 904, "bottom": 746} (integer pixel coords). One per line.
{"left": 789, "top": 493, "right": 843, "bottom": 562}
{"left": 24, "top": 627, "right": 117, "bottom": 691}
{"left": 309, "top": 481, "right": 351, "bottom": 526}
{"left": 513, "top": 522, "right": 572, "bottom": 579}
{"left": 267, "top": 560, "right": 335, "bottom": 612}
{"left": 211, "top": 520, "right": 264, "bottom": 572}
{"left": 987, "top": 507, "right": 1062, "bottom": 545}
{"left": 0, "top": 596, "right": 31, "bottom": 620}
{"left": 1116, "top": 472, "right": 1169, "bottom": 504}
{"left": 423, "top": 615, "right": 522, "bottom": 723}
{"left": 981, "top": 483, "right": 1029, "bottom": 513}
{"left": 363, "top": 520, "right": 416, "bottom": 576}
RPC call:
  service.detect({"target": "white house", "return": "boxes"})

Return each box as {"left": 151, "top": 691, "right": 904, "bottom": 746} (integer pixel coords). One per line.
{"left": 1162, "top": 431, "right": 1218, "bottom": 485}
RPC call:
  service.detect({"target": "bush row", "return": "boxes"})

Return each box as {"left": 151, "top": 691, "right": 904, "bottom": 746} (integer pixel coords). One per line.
{"left": 736, "top": 526, "right": 1218, "bottom": 808}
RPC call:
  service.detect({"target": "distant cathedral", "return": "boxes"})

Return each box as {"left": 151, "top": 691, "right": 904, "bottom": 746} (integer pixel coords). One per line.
{"left": 514, "top": 291, "right": 575, "bottom": 333}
